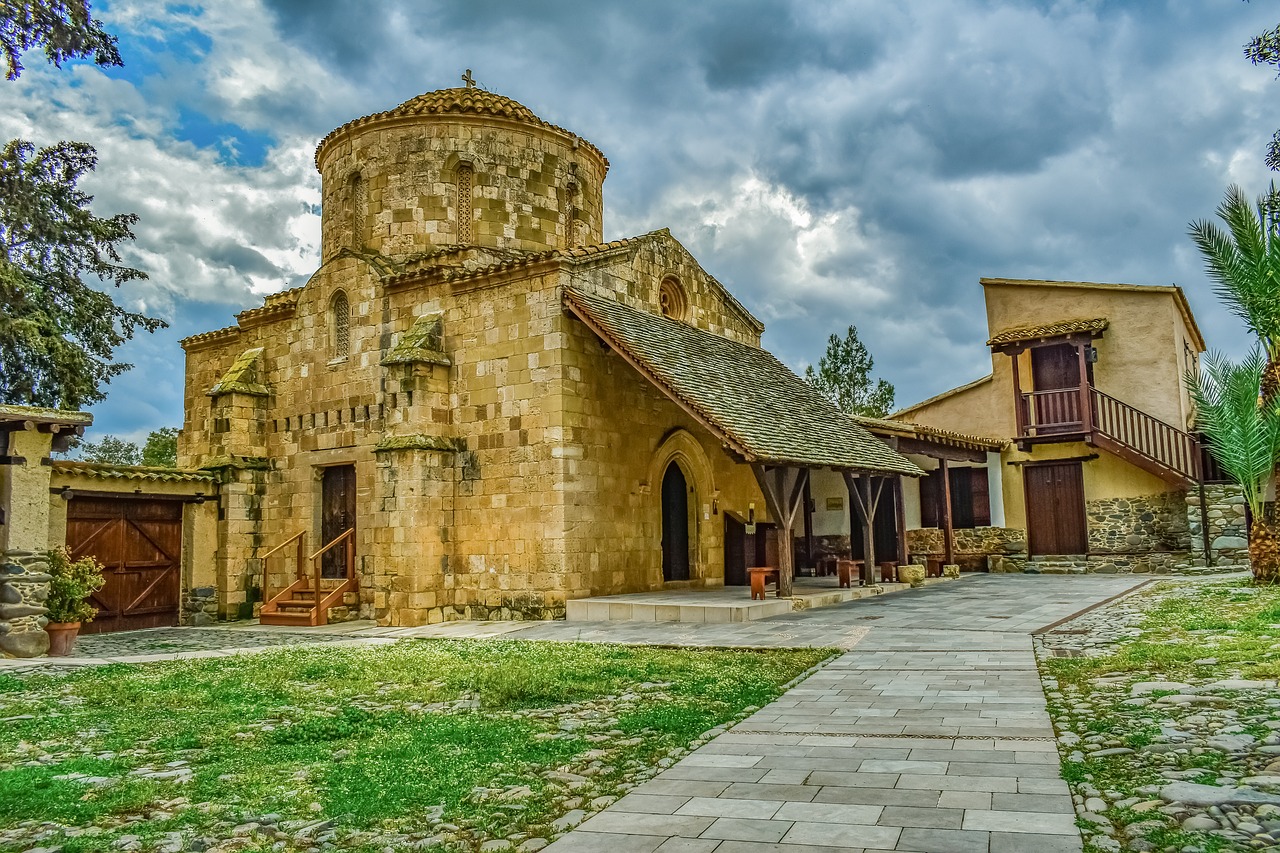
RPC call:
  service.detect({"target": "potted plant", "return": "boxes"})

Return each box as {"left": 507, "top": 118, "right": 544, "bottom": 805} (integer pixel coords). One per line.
{"left": 43, "top": 548, "right": 105, "bottom": 656}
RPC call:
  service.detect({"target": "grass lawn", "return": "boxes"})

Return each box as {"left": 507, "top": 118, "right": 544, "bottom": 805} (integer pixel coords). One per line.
{"left": 1040, "top": 579, "right": 1280, "bottom": 853}
{"left": 0, "top": 639, "right": 832, "bottom": 853}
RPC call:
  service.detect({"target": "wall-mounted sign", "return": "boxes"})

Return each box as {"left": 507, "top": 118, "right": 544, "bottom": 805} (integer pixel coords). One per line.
{"left": 826, "top": 496, "right": 844, "bottom": 511}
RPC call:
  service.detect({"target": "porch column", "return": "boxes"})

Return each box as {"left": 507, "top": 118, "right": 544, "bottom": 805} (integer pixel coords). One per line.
{"left": 894, "top": 476, "right": 909, "bottom": 566}
{"left": 1077, "top": 341, "right": 1093, "bottom": 433}
{"left": 940, "top": 459, "right": 955, "bottom": 566}
{"left": 1011, "top": 349, "right": 1026, "bottom": 437}
{"left": 751, "top": 465, "right": 809, "bottom": 598}
{"left": 844, "top": 472, "right": 887, "bottom": 587}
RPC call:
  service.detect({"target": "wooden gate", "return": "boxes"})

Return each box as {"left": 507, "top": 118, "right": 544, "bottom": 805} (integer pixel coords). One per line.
{"left": 66, "top": 497, "right": 183, "bottom": 633}
{"left": 1024, "top": 461, "right": 1088, "bottom": 555}
{"left": 661, "top": 462, "right": 691, "bottom": 581}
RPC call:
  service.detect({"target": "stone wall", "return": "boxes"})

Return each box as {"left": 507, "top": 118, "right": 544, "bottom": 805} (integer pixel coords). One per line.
{"left": 1087, "top": 491, "right": 1190, "bottom": 554}
{"left": 905, "top": 526, "right": 1027, "bottom": 557}
{"left": 1186, "top": 483, "right": 1250, "bottom": 569}
{"left": 1023, "top": 552, "right": 1212, "bottom": 575}
{"left": 0, "top": 550, "right": 50, "bottom": 657}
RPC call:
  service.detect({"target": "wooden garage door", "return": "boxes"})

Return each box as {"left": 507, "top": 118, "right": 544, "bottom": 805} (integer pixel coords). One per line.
{"left": 66, "top": 497, "right": 183, "bottom": 634}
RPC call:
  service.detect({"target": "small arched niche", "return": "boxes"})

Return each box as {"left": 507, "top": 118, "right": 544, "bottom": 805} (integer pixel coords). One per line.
{"left": 331, "top": 290, "right": 351, "bottom": 360}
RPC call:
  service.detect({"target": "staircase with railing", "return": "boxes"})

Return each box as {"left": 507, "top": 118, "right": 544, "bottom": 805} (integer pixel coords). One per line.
{"left": 258, "top": 528, "right": 357, "bottom": 626}
{"left": 1018, "top": 386, "right": 1201, "bottom": 485}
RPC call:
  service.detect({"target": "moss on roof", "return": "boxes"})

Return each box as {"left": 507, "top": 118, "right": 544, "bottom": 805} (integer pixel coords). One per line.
{"left": 208, "top": 347, "right": 269, "bottom": 397}
{"left": 564, "top": 288, "right": 922, "bottom": 475}
{"left": 51, "top": 461, "right": 215, "bottom": 483}
{"left": 381, "top": 314, "right": 451, "bottom": 367}
{"left": 0, "top": 405, "right": 93, "bottom": 426}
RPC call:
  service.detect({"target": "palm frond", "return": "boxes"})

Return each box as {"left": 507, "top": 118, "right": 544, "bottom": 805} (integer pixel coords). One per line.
{"left": 1189, "top": 183, "right": 1280, "bottom": 344}
{"left": 1187, "top": 349, "right": 1280, "bottom": 517}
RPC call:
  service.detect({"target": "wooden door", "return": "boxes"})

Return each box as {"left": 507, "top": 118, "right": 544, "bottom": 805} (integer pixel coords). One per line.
{"left": 321, "top": 465, "right": 356, "bottom": 578}
{"left": 724, "top": 516, "right": 747, "bottom": 586}
{"left": 66, "top": 497, "right": 183, "bottom": 634}
{"left": 1024, "top": 462, "right": 1088, "bottom": 555}
{"left": 661, "top": 463, "right": 690, "bottom": 581}
{"left": 1031, "top": 345, "right": 1081, "bottom": 390}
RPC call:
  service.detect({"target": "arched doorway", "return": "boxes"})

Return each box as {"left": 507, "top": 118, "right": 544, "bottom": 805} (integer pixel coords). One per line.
{"left": 661, "top": 462, "right": 691, "bottom": 581}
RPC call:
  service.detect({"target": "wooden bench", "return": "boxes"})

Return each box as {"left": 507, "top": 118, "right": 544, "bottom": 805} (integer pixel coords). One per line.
{"left": 836, "top": 559, "right": 863, "bottom": 589}
{"left": 748, "top": 566, "right": 779, "bottom": 600}
{"left": 925, "top": 558, "right": 944, "bottom": 578}
{"left": 878, "top": 561, "right": 898, "bottom": 583}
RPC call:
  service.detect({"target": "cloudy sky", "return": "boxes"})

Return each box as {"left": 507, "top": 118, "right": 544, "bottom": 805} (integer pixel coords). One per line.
{"left": 3, "top": 0, "right": 1278, "bottom": 440}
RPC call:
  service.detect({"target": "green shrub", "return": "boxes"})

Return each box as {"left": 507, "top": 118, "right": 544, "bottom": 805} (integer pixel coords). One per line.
{"left": 43, "top": 547, "right": 105, "bottom": 624}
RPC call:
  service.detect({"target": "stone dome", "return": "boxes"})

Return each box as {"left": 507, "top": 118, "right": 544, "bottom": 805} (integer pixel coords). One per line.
{"left": 314, "top": 83, "right": 610, "bottom": 260}
{"left": 315, "top": 86, "right": 608, "bottom": 171}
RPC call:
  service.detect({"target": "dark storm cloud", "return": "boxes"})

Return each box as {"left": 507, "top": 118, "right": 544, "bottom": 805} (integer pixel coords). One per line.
{"left": 18, "top": 0, "right": 1280, "bottom": 437}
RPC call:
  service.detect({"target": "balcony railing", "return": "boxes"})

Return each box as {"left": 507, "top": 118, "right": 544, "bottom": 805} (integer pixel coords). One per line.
{"left": 1017, "top": 385, "right": 1201, "bottom": 483}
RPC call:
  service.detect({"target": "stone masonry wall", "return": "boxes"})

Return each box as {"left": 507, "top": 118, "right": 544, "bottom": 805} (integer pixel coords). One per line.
{"left": 1087, "top": 491, "right": 1190, "bottom": 554}
{"left": 0, "top": 550, "right": 50, "bottom": 657}
{"left": 905, "top": 526, "right": 1027, "bottom": 557}
{"left": 1186, "top": 483, "right": 1250, "bottom": 569}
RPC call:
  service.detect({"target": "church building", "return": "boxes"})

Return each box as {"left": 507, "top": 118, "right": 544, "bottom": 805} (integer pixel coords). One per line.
{"left": 176, "top": 81, "right": 920, "bottom": 627}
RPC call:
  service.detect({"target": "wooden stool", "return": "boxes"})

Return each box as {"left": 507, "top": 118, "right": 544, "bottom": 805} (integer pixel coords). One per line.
{"left": 836, "top": 559, "right": 856, "bottom": 589}
{"left": 748, "top": 567, "right": 779, "bottom": 600}
{"left": 878, "top": 561, "right": 898, "bottom": 583}
{"left": 926, "top": 558, "right": 944, "bottom": 578}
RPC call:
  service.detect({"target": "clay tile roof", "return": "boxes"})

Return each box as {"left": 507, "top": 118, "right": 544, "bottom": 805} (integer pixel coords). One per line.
{"left": 850, "top": 415, "right": 1006, "bottom": 453}
{"left": 986, "top": 317, "right": 1109, "bottom": 347}
{"left": 51, "top": 460, "right": 216, "bottom": 484}
{"left": 315, "top": 87, "right": 608, "bottom": 170}
{"left": 0, "top": 405, "right": 93, "bottom": 427}
{"left": 563, "top": 287, "right": 922, "bottom": 475}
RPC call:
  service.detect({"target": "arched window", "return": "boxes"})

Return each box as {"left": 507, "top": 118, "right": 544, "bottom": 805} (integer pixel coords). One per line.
{"left": 659, "top": 277, "right": 688, "bottom": 321}
{"left": 331, "top": 291, "right": 350, "bottom": 360}
{"left": 456, "top": 163, "right": 474, "bottom": 244}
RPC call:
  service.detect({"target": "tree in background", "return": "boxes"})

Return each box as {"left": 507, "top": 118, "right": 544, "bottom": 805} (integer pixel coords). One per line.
{"left": 0, "top": 0, "right": 120, "bottom": 80}
{"left": 804, "top": 325, "right": 896, "bottom": 417}
{"left": 75, "top": 427, "right": 178, "bottom": 467}
{"left": 0, "top": 2, "right": 163, "bottom": 410}
{"left": 141, "top": 426, "right": 178, "bottom": 467}
{"left": 78, "top": 434, "right": 140, "bottom": 466}
{"left": 1187, "top": 350, "right": 1280, "bottom": 584}
{"left": 1247, "top": 21, "right": 1280, "bottom": 170}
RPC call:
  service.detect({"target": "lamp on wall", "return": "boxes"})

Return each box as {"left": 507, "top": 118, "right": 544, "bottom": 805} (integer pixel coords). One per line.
{"left": 1085, "top": 346, "right": 1099, "bottom": 364}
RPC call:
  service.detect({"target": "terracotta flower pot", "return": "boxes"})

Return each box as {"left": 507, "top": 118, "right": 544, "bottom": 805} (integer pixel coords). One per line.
{"left": 44, "top": 622, "right": 81, "bottom": 657}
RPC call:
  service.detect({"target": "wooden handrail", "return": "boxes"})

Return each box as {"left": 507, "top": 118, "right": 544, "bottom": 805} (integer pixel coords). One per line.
{"left": 308, "top": 527, "right": 355, "bottom": 562}
{"left": 262, "top": 530, "right": 306, "bottom": 560}
{"left": 1090, "top": 387, "right": 1201, "bottom": 482}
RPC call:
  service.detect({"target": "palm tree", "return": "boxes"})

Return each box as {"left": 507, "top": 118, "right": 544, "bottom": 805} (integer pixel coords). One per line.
{"left": 1189, "top": 184, "right": 1280, "bottom": 401}
{"left": 1187, "top": 350, "right": 1280, "bottom": 584}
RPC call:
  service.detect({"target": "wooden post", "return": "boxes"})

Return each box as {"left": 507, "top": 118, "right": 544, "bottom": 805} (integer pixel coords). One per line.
{"left": 1011, "top": 349, "right": 1026, "bottom": 437}
{"left": 1078, "top": 341, "right": 1093, "bottom": 434}
{"left": 345, "top": 530, "right": 356, "bottom": 582}
{"left": 296, "top": 532, "right": 307, "bottom": 585}
{"left": 940, "top": 459, "right": 955, "bottom": 566}
{"left": 894, "top": 477, "right": 908, "bottom": 566}
{"left": 844, "top": 473, "right": 886, "bottom": 586}
{"left": 751, "top": 465, "right": 809, "bottom": 598}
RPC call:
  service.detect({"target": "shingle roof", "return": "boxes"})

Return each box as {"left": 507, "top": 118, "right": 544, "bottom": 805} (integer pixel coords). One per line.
{"left": 0, "top": 405, "right": 93, "bottom": 427}
{"left": 564, "top": 288, "right": 922, "bottom": 476}
{"left": 987, "top": 317, "right": 1109, "bottom": 347}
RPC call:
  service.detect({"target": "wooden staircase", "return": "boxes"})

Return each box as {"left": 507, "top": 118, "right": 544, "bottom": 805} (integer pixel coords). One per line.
{"left": 1088, "top": 388, "right": 1201, "bottom": 486}
{"left": 259, "top": 529, "right": 357, "bottom": 627}
{"left": 1019, "top": 386, "right": 1202, "bottom": 486}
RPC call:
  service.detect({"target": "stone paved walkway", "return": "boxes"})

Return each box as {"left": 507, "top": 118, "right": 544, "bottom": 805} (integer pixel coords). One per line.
{"left": 539, "top": 574, "right": 1150, "bottom": 852}
{"left": 2, "top": 574, "right": 1157, "bottom": 851}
